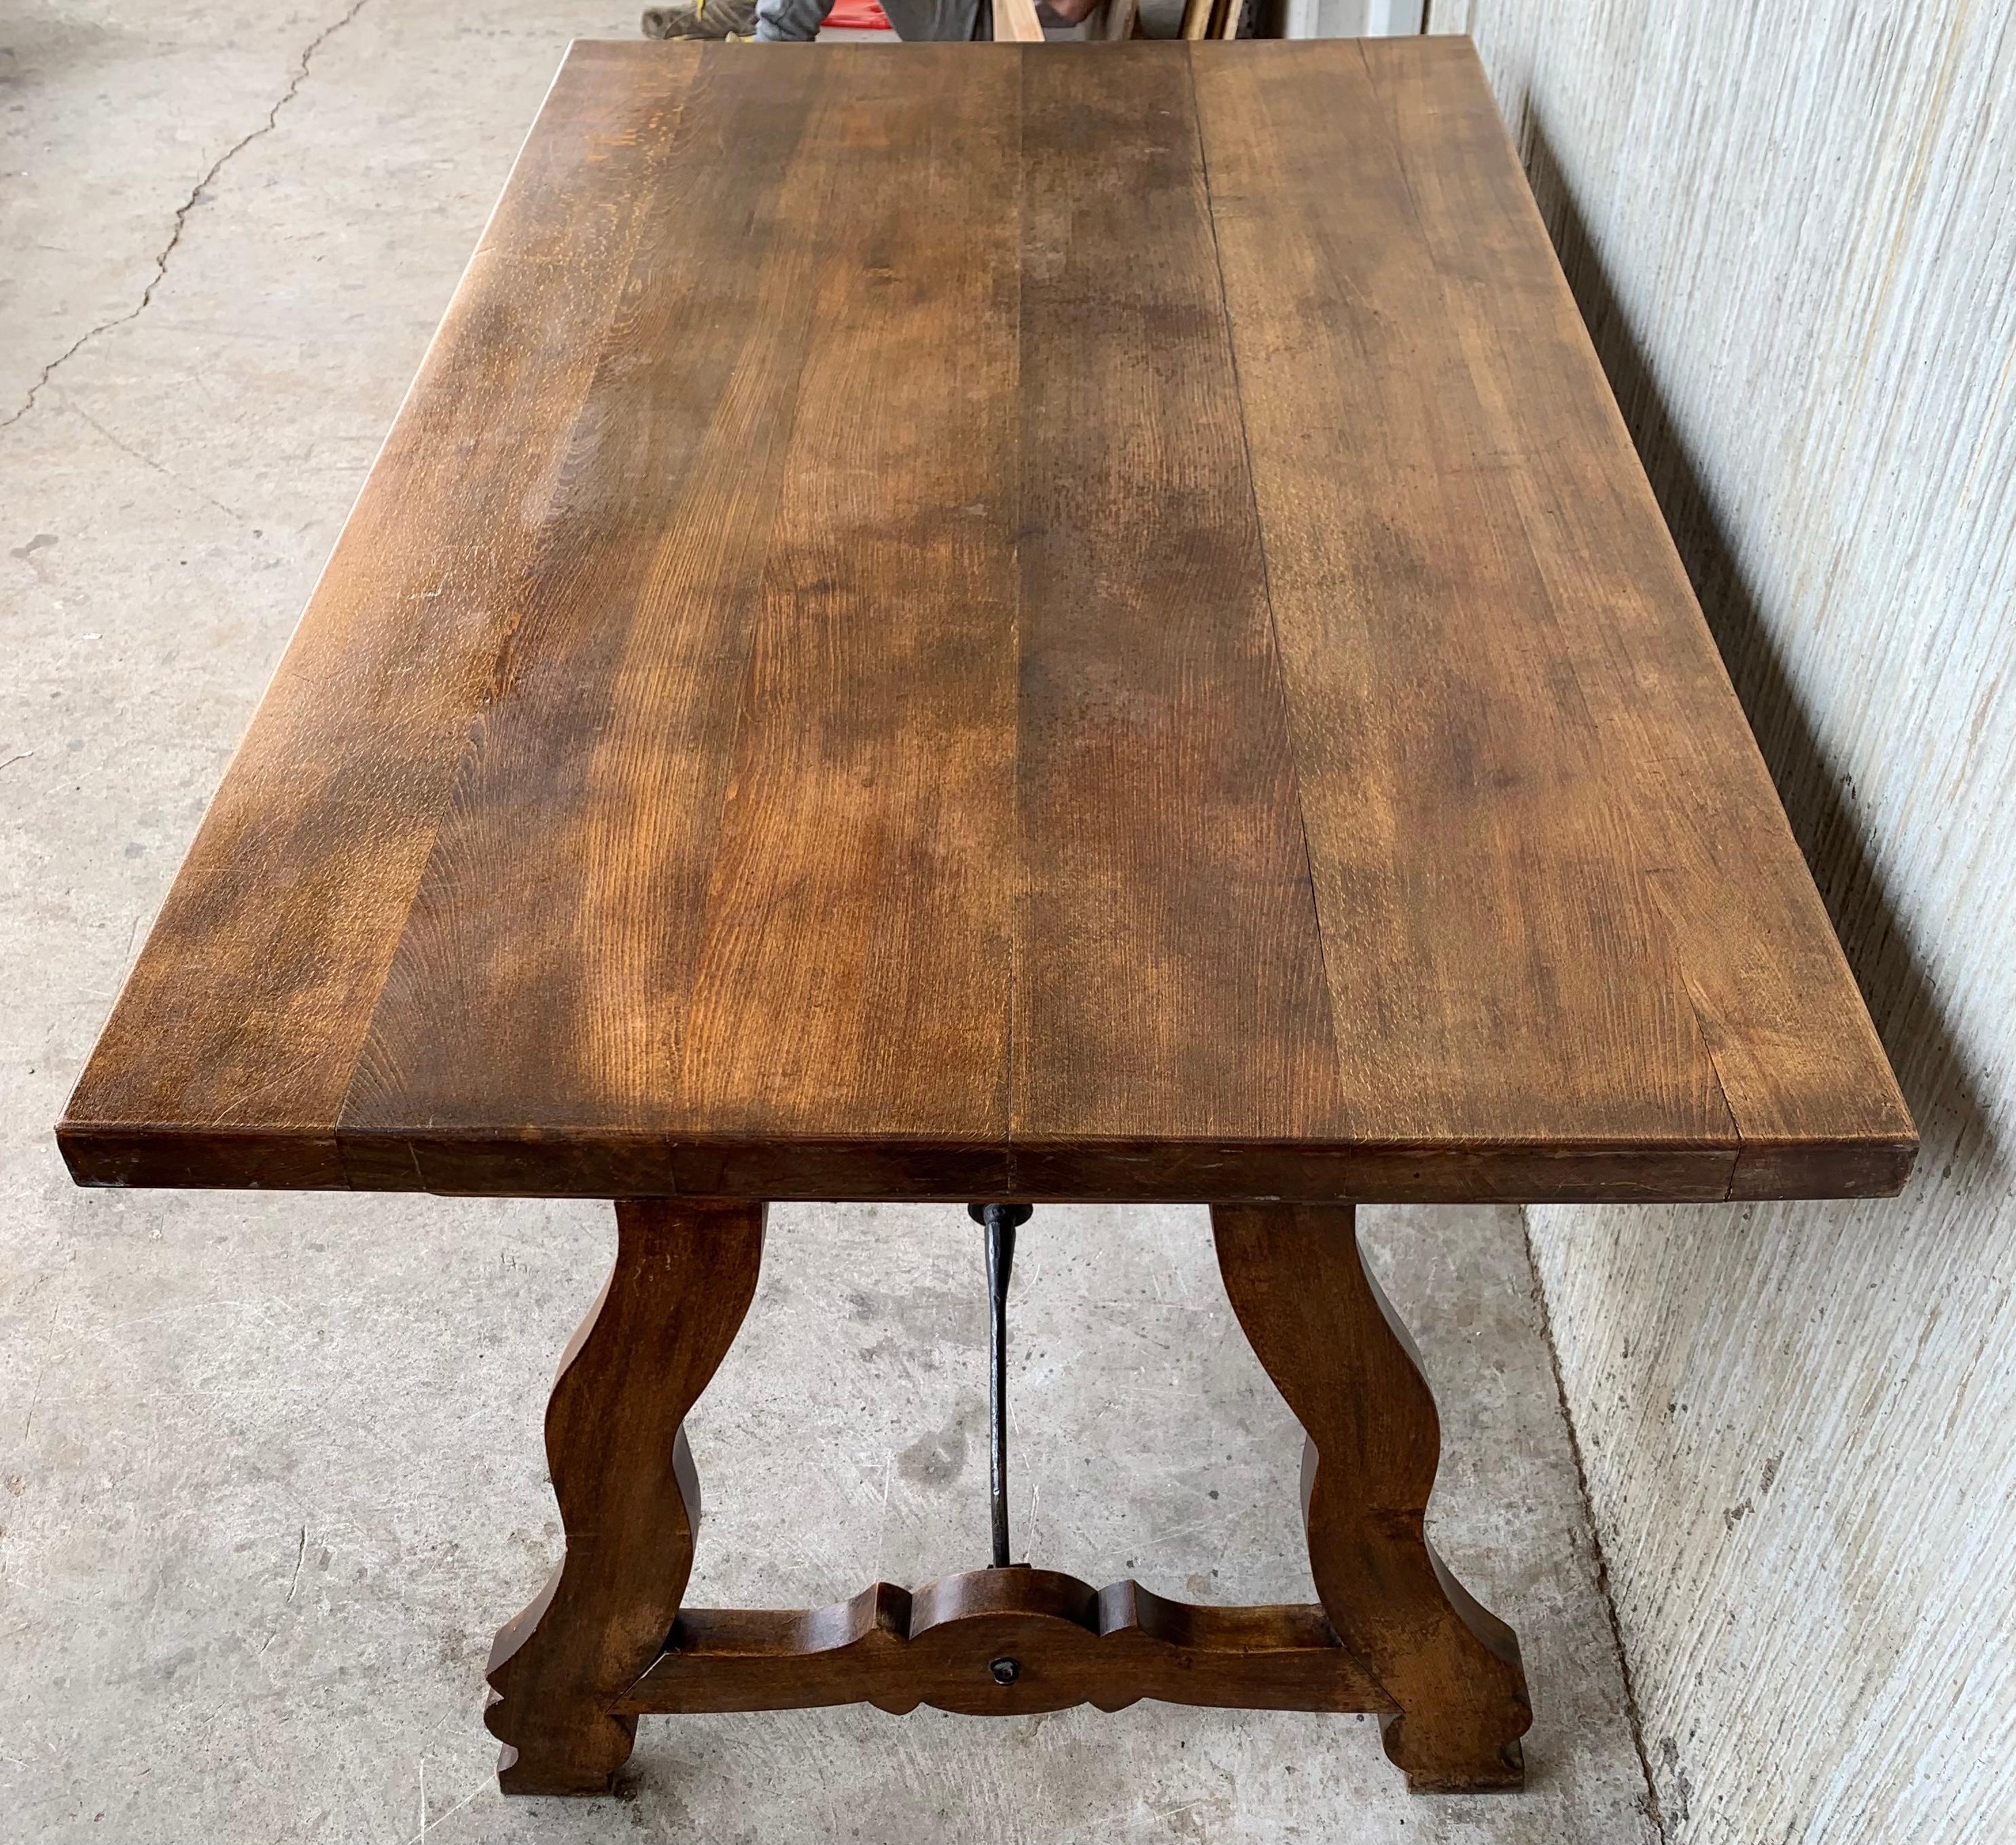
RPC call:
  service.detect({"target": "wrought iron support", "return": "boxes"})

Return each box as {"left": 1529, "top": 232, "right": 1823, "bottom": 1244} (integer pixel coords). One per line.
{"left": 967, "top": 1201, "right": 1033, "bottom": 1568}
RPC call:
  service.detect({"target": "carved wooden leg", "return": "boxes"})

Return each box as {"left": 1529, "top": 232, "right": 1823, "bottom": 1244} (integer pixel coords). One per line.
{"left": 486, "top": 1197, "right": 766, "bottom": 1795}
{"left": 1212, "top": 1203, "right": 1532, "bottom": 1791}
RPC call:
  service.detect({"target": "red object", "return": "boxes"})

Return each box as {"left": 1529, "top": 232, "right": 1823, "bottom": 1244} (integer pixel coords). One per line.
{"left": 827, "top": 0, "right": 891, "bottom": 24}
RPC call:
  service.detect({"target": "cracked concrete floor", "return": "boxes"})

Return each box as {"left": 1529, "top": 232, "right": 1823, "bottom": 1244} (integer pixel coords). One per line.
{"left": 1, "top": 4, "right": 1657, "bottom": 1840}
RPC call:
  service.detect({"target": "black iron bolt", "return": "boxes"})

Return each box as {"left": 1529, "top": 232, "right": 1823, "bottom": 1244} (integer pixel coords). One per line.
{"left": 989, "top": 1657, "right": 1021, "bottom": 1686}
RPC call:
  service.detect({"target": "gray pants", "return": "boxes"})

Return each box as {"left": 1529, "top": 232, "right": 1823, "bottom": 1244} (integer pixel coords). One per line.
{"left": 756, "top": 0, "right": 989, "bottom": 39}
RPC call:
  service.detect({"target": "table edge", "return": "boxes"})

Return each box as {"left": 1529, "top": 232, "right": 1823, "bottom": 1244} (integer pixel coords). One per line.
{"left": 56, "top": 1118, "right": 1916, "bottom": 1204}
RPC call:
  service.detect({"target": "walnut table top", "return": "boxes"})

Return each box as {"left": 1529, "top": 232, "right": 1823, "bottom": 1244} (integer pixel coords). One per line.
{"left": 60, "top": 39, "right": 1915, "bottom": 1206}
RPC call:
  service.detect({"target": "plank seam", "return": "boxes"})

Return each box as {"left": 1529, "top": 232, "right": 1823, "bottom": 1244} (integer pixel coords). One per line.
{"left": 1006, "top": 52, "right": 1029, "bottom": 1199}
{"left": 1184, "top": 44, "right": 1355, "bottom": 1126}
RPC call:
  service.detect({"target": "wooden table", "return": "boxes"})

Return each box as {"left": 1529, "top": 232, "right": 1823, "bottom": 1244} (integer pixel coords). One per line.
{"left": 61, "top": 37, "right": 1913, "bottom": 1798}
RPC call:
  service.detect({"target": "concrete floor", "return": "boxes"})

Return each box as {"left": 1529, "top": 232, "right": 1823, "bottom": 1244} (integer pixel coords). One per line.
{"left": 1, "top": 5, "right": 1657, "bottom": 1839}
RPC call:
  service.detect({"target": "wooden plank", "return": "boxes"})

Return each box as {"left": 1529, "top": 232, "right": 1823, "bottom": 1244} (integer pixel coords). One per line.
{"left": 993, "top": 0, "right": 1047, "bottom": 39}
{"left": 1099, "top": 0, "right": 1142, "bottom": 41}
{"left": 1011, "top": 47, "right": 1348, "bottom": 1167}
{"left": 338, "top": 47, "right": 1022, "bottom": 1194}
{"left": 1360, "top": 43, "right": 1915, "bottom": 1199}
{"left": 669, "top": 50, "right": 1021, "bottom": 1166}
{"left": 1190, "top": 40, "right": 1913, "bottom": 1196}
{"left": 59, "top": 42, "right": 701, "bottom": 1189}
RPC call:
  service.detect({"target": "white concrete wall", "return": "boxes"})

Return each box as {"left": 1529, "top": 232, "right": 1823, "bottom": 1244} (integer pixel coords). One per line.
{"left": 1421, "top": 2, "right": 2016, "bottom": 1839}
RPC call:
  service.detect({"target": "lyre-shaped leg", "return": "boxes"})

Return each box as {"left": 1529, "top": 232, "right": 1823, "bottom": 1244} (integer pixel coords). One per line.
{"left": 487, "top": 1197, "right": 766, "bottom": 1795}
{"left": 1212, "top": 1204, "right": 1532, "bottom": 1791}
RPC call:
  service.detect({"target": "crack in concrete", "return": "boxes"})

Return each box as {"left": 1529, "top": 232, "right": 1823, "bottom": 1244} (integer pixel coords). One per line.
{"left": 1520, "top": 1209, "right": 1670, "bottom": 1844}
{"left": 69, "top": 402, "right": 253, "bottom": 527}
{"left": 1, "top": 0, "right": 374, "bottom": 432}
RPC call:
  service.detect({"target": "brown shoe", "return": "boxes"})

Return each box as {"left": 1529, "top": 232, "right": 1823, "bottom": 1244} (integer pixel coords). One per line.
{"left": 642, "top": 0, "right": 760, "bottom": 36}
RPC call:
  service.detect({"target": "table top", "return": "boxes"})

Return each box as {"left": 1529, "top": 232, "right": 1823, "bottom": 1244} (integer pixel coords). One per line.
{"left": 60, "top": 38, "right": 1914, "bottom": 1206}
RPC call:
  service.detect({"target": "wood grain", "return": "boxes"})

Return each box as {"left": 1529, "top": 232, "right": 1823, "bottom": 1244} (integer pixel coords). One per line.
{"left": 59, "top": 41, "right": 1913, "bottom": 1206}
{"left": 343, "top": 48, "right": 838, "bottom": 1153}
{"left": 1215, "top": 1202, "right": 1532, "bottom": 1790}
{"left": 622, "top": 1569, "right": 1391, "bottom": 1716}
{"left": 59, "top": 43, "right": 700, "bottom": 1188}
{"left": 340, "top": 48, "right": 1024, "bottom": 1189}
{"left": 485, "top": 1197, "right": 764, "bottom": 1795}
{"left": 673, "top": 50, "right": 1021, "bottom": 1151}
{"left": 1012, "top": 49, "right": 1345, "bottom": 1154}
{"left": 1189, "top": 39, "right": 1915, "bottom": 1199}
